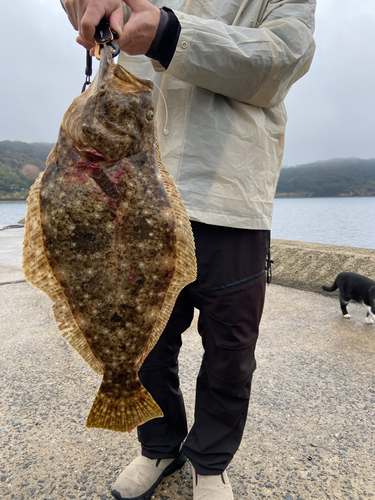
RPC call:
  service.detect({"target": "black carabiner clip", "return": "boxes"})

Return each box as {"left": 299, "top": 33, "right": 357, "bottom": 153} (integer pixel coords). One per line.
{"left": 94, "top": 18, "right": 120, "bottom": 60}
{"left": 81, "top": 18, "right": 120, "bottom": 92}
{"left": 81, "top": 49, "right": 93, "bottom": 93}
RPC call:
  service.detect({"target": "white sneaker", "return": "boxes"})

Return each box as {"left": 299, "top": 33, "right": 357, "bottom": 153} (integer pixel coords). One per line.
{"left": 193, "top": 468, "right": 234, "bottom": 500}
{"left": 111, "top": 453, "right": 187, "bottom": 500}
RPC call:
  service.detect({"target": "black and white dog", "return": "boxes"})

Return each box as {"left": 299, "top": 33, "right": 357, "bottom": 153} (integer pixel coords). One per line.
{"left": 322, "top": 272, "right": 375, "bottom": 324}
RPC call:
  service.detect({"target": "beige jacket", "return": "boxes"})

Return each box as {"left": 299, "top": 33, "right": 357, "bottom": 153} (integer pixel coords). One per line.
{"left": 64, "top": 0, "right": 316, "bottom": 230}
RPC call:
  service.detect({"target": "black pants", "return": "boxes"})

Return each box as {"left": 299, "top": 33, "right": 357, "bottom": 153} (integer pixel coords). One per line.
{"left": 138, "top": 221, "right": 268, "bottom": 475}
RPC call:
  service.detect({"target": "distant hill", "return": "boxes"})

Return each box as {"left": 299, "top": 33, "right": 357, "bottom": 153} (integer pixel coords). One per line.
{"left": 276, "top": 158, "right": 375, "bottom": 197}
{"left": 1, "top": 141, "right": 375, "bottom": 200}
{"left": 0, "top": 141, "right": 54, "bottom": 200}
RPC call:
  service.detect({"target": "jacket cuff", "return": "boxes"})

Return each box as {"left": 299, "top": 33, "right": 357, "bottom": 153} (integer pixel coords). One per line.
{"left": 145, "top": 7, "right": 181, "bottom": 70}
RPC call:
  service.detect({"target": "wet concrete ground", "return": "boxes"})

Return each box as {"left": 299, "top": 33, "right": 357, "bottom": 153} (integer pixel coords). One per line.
{"left": 0, "top": 227, "right": 374, "bottom": 500}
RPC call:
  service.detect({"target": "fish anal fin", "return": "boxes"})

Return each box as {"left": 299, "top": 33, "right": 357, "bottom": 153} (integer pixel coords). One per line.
{"left": 86, "top": 382, "right": 163, "bottom": 432}
{"left": 22, "top": 172, "right": 103, "bottom": 376}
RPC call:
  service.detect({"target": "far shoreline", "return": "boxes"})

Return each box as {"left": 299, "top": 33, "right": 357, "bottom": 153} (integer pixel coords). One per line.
{"left": 274, "top": 194, "right": 375, "bottom": 199}
{"left": 0, "top": 199, "right": 27, "bottom": 203}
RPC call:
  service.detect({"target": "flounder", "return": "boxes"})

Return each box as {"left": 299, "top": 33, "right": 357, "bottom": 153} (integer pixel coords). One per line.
{"left": 22, "top": 46, "right": 197, "bottom": 432}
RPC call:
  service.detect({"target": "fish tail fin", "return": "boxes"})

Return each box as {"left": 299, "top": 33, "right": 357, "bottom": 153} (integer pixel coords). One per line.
{"left": 86, "top": 382, "right": 163, "bottom": 432}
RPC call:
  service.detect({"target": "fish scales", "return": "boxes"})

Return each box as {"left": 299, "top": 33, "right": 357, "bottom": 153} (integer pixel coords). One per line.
{"left": 22, "top": 46, "right": 197, "bottom": 432}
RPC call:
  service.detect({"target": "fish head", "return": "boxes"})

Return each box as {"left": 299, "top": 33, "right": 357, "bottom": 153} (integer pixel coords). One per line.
{"left": 64, "top": 49, "right": 155, "bottom": 163}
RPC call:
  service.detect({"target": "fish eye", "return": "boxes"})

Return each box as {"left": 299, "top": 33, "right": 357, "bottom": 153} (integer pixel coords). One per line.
{"left": 146, "top": 109, "right": 154, "bottom": 121}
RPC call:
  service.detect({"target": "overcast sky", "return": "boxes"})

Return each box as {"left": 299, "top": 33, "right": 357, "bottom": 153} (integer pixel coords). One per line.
{"left": 1, "top": 1, "right": 375, "bottom": 166}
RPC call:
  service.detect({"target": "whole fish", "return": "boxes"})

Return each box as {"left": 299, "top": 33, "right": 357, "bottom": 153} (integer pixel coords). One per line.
{"left": 22, "top": 46, "right": 197, "bottom": 432}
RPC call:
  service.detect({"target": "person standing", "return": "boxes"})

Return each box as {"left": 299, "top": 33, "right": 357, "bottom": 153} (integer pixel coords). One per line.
{"left": 61, "top": 1, "right": 316, "bottom": 499}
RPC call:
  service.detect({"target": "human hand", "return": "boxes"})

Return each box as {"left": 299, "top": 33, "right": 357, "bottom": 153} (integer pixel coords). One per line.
{"left": 64, "top": 0, "right": 125, "bottom": 51}
{"left": 64, "top": 0, "right": 160, "bottom": 57}
{"left": 117, "top": 0, "right": 161, "bottom": 56}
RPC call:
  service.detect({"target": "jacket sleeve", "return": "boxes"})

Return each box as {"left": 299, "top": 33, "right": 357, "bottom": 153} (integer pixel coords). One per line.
{"left": 153, "top": 0, "right": 316, "bottom": 108}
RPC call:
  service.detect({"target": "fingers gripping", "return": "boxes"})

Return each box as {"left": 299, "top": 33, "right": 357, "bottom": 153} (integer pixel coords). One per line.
{"left": 64, "top": 0, "right": 124, "bottom": 45}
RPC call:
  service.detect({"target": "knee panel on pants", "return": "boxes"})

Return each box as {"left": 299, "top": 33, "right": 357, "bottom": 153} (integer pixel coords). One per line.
{"left": 198, "top": 273, "right": 265, "bottom": 385}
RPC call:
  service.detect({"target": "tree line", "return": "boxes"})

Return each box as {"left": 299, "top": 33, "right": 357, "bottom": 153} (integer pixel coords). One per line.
{"left": 276, "top": 158, "right": 375, "bottom": 197}
{"left": 0, "top": 141, "right": 53, "bottom": 200}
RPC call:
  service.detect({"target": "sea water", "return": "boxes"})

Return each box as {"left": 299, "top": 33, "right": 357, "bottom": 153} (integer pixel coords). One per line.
{"left": 272, "top": 197, "right": 375, "bottom": 250}
{"left": 0, "top": 202, "right": 27, "bottom": 225}
{"left": 1, "top": 198, "right": 375, "bottom": 250}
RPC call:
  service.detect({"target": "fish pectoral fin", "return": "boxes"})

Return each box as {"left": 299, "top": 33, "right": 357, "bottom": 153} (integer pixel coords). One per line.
{"left": 86, "top": 381, "right": 163, "bottom": 432}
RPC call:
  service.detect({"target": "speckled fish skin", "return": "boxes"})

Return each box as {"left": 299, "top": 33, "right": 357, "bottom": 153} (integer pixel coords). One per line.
{"left": 22, "top": 46, "right": 197, "bottom": 432}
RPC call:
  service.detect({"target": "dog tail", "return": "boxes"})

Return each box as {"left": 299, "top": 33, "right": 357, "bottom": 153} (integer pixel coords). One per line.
{"left": 322, "top": 280, "right": 338, "bottom": 292}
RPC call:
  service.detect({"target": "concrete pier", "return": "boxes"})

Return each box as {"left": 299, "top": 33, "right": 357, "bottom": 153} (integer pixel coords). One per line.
{"left": 0, "top": 227, "right": 374, "bottom": 500}
{"left": 270, "top": 239, "right": 375, "bottom": 294}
